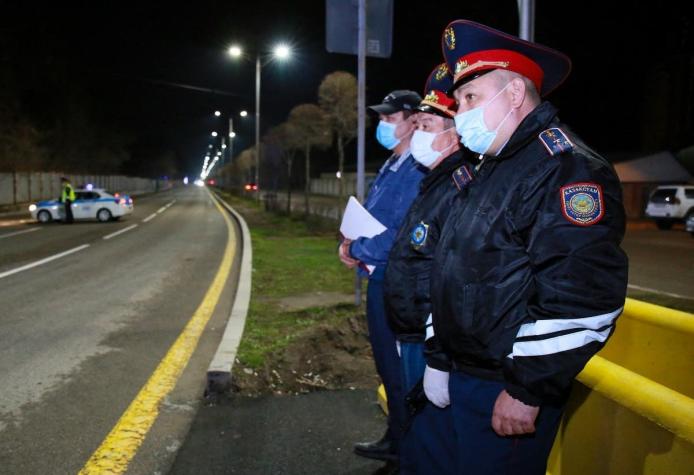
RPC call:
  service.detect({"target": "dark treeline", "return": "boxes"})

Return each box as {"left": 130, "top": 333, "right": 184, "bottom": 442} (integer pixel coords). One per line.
{"left": 0, "top": 15, "right": 178, "bottom": 178}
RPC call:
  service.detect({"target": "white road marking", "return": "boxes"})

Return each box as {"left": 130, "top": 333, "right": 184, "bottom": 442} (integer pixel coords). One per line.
{"left": 628, "top": 284, "right": 694, "bottom": 301}
{"left": 0, "top": 244, "right": 90, "bottom": 279}
{"left": 0, "top": 227, "right": 40, "bottom": 240}
{"left": 157, "top": 200, "right": 176, "bottom": 214}
{"left": 142, "top": 213, "right": 157, "bottom": 223}
{"left": 103, "top": 224, "right": 138, "bottom": 240}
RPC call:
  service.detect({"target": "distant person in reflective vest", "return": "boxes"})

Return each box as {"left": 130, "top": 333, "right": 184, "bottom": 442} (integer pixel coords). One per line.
{"left": 59, "top": 177, "right": 76, "bottom": 224}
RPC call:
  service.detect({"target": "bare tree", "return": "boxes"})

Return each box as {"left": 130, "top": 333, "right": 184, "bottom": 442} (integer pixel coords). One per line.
{"left": 319, "top": 71, "right": 358, "bottom": 219}
{"left": 288, "top": 104, "right": 331, "bottom": 217}
{"left": 0, "top": 106, "right": 45, "bottom": 203}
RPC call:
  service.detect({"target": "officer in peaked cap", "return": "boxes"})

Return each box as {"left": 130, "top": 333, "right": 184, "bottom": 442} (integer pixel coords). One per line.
{"left": 423, "top": 20, "right": 628, "bottom": 474}
{"left": 338, "top": 88, "right": 426, "bottom": 467}
{"left": 381, "top": 63, "right": 471, "bottom": 474}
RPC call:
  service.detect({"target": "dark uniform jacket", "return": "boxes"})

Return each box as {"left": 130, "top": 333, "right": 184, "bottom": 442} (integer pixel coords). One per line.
{"left": 383, "top": 150, "right": 468, "bottom": 343}
{"left": 429, "top": 102, "right": 628, "bottom": 406}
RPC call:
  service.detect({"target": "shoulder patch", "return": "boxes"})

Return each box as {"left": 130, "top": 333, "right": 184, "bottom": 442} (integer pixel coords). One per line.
{"left": 539, "top": 127, "right": 574, "bottom": 156}
{"left": 452, "top": 164, "right": 474, "bottom": 191}
{"left": 560, "top": 183, "right": 604, "bottom": 226}
{"left": 410, "top": 222, "right": 429, "bottom": 249}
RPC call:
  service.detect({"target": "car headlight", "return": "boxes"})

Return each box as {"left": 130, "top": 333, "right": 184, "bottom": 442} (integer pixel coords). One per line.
{"left": 29, "top": 204, "right": 37, "bottom": 212}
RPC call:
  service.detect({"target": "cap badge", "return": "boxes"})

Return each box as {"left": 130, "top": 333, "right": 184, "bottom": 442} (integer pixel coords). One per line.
{"left": 444, "top": 27, "right": 456, "bottom": 50}
{"left": 435, "top": 64, "right": 449, "bottom": 81}
{"left": 455, "top": 60, "right": 468, "bottom": 75}
{"left": 424, "top": 90, "right": 439, "bottom": 104}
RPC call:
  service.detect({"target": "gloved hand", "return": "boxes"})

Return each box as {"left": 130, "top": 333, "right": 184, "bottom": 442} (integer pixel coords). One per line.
{"left": 423, "top": 365, "right": 450, "bottom": 408}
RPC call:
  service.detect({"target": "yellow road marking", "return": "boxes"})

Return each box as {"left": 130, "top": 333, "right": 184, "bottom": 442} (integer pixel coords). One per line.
{"left": 79, "top": 190, "right": 236, "bottom": 474}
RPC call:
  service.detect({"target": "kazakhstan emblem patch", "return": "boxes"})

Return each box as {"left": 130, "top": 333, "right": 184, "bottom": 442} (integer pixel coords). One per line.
{"left": 560, "top": 183, "right": 604, "bottom": 226}
{"left": 410, "top": 222, "right": 429, "bottom": 248}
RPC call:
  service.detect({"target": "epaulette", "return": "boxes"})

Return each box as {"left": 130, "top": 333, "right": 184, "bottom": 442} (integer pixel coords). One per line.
{"left": 452, "top": 164, "right": 473, "bottom": 191}
{"left": 539, "top": 127, "right": 574, "bottom": 157}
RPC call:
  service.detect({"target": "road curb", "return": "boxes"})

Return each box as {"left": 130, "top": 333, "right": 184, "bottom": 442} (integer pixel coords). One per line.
{"left": 206, "top": 192, "right": 253, "bottom": 394}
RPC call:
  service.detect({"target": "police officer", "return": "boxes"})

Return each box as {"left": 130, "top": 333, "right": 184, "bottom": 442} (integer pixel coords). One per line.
{"left": 59, "top": 177, "right": 76, "bottom": 224}
{"left": 423, "top": 20, "right": 629, "bottom": 474}
{"left": 380, "top": 64, "right": 469, "bottom": 473}
{"left": 338, "top": 90, "right": 426, "bottom": 464}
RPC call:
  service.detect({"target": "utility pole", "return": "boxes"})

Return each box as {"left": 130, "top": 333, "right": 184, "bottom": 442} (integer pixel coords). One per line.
{"left": 228, "top": 117, "right": 234, "bottom": 165}
{"left": 517, "top": 0, "right": 535, "bottom": 41}
{"left": 354, "top": 0, "right": 367, "bottom": 306}
{"left": 255, "top": 55, "right": 262, "bottom": 200}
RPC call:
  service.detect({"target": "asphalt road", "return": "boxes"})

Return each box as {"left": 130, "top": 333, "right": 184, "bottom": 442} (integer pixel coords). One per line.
{"left": 0, "top": 186, "right": 241, "bottom": 474}
{"left": 622, "top": 227, "right": 694, "bottom": 301}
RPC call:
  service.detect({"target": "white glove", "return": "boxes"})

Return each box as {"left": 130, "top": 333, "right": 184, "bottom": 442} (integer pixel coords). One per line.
{"left": 423, "top": 365, "right": 450, "bottom": 408}
{"left": 396, "top": 340, "right": 401, "bottom": 357}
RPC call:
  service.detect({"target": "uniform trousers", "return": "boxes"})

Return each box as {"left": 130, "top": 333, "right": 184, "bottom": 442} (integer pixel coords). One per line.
{"left": 445, "top": 371, "right": 565, "bottom": 474}
{"left": 366, "top": 277, "right": 405, "bottom": 448}
{"left": 399, "top": 341, "right": 455, "bottom": 474}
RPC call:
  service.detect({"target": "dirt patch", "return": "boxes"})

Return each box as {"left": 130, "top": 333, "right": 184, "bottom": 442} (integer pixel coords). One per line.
{"left": 266, "top": 291, "right": 362, "bottom": 312}
{"left": 232, "top": 315, "right": 379, "bottom": 396}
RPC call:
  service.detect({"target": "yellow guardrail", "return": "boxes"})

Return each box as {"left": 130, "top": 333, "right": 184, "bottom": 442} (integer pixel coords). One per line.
{"left": 378, "top": 298, "right": 694, "bottom": 473}
{"left": 623, "top": 297, "right": 694, "bottom": 335}
{"left": 577, "top": 356, "right": 694, "bottom": 444}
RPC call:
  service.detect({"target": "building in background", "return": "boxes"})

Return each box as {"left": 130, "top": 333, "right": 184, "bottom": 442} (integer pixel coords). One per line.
{"left": 614, "top": 151, "right": 693, "bottom": 219}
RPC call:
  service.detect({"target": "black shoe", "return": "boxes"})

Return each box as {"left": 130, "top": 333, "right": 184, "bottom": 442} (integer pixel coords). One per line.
{"left": 354, "top": 435, "right": 398, "bottom": 462}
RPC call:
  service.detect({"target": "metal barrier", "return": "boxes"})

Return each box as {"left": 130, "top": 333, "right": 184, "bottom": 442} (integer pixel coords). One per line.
{"left": 547, "top": 298, "right": 694, "bottom": 474}
{"left": 376, "top": 298, "right": 694, "bottom": 474}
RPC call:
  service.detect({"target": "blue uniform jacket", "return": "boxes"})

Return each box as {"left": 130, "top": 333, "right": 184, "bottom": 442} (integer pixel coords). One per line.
{"left": 350, "top": 151, "right": 427, "bottom": 280}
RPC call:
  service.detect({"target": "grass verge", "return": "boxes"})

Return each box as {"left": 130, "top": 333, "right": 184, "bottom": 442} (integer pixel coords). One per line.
{"left": 217, "top": 192, "right": 364, "bottom": 369}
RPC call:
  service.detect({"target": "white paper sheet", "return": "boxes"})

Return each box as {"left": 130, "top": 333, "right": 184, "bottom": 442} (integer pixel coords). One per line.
{"left": 339, "top": 196, "right": 386, "bottom": 274}
{"left": 340, "top": 196, "right": 386, "bottom": 239}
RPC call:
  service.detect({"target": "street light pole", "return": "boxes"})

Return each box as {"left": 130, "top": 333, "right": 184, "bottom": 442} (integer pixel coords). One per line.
{"left": 255, "top": 54, "right": 261, "bottom": 200}
{"left": 228, "top": 117, "right": 234, "bottom": 164}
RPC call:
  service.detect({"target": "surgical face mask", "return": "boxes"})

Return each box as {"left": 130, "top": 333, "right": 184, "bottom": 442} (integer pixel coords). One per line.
{"left": 410, "top": 128, "right": 455, "bottom": 168}
{"left": 376, "top": 120, "right": 401, "bottom": 150}
{"left": 454, "top": 82, "right": 514, "bottom": 155}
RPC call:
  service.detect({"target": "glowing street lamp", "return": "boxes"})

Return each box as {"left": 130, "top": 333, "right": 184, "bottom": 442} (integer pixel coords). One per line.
{"left": 214, "top": 110, "right": 221, "bottom": 117}
{"left": 211, "top": 131, "right": 218, "bottom": 137}
{"left": 273, "top": 44, "right": 291, "bottom": 60}
{"left": 227, "top": 41, "right": 293, "bottom": 197}
{"left": 227, "top": 45, "right": 242, "bottom": 58}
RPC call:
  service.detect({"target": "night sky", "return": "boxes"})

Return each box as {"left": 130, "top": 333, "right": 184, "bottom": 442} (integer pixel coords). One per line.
{"left": 2, "top": 1, "right": 693, "bottom": 178}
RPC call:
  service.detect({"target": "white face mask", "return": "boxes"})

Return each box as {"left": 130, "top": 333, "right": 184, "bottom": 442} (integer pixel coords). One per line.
{"left": 410, "top": 127, "right": 455, "bottom": 168}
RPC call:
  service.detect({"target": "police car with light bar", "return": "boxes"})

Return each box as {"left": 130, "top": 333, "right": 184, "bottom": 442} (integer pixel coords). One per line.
{"left": 29, "top": 188, "right": 134, "bottom": 223}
